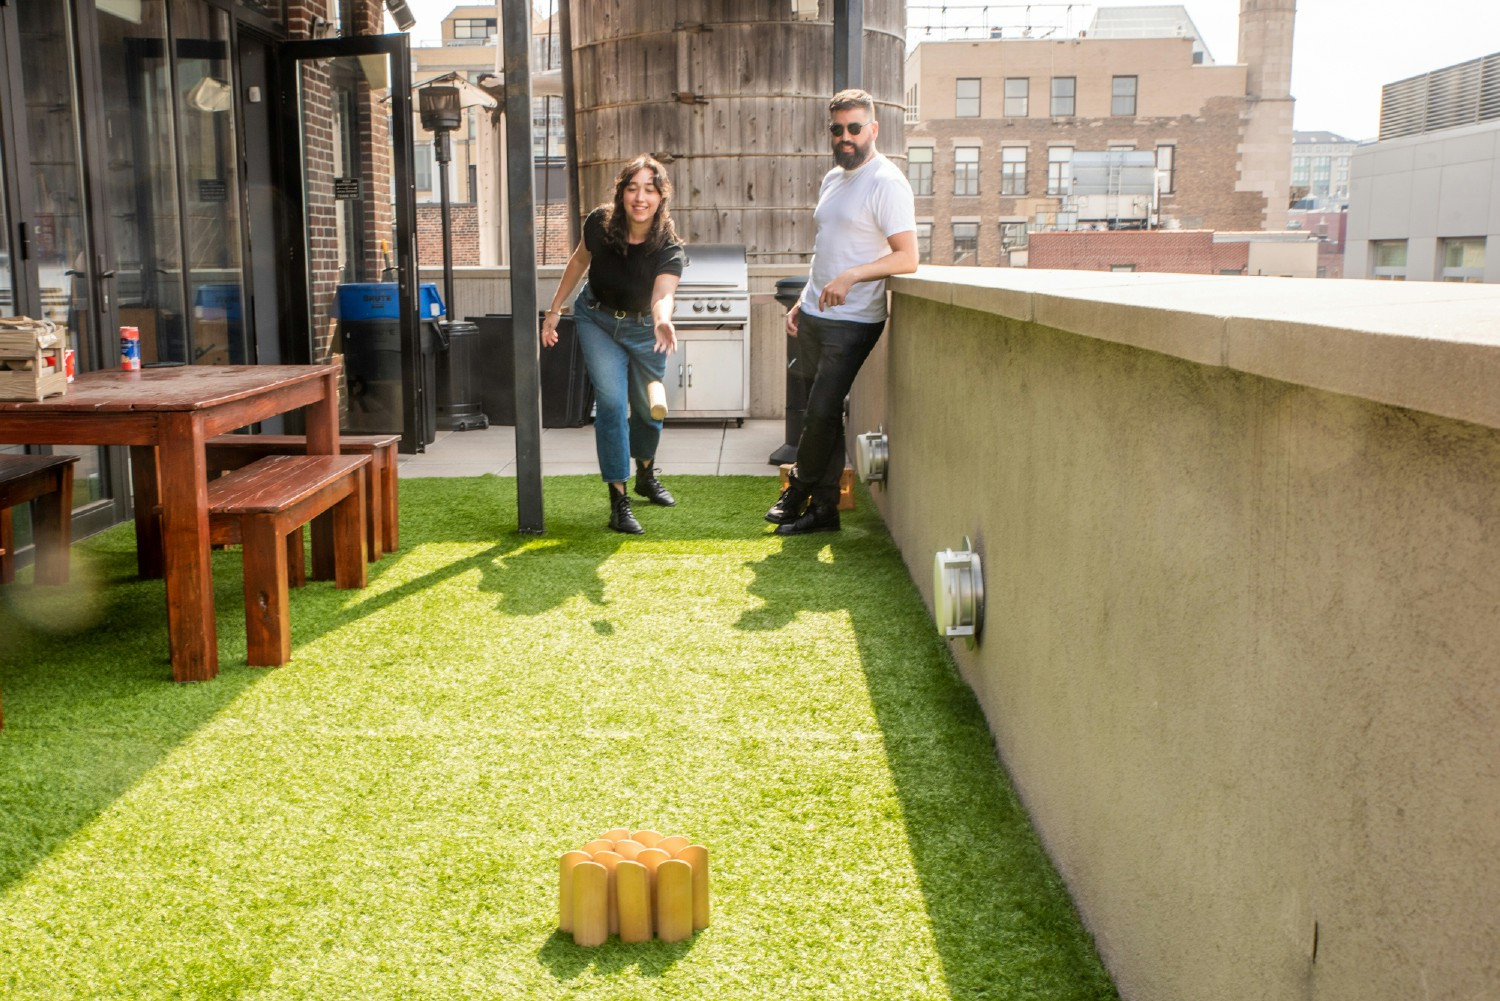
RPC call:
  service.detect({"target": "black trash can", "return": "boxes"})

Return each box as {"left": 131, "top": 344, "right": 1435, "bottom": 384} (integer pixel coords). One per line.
{"left": 436, "top": 320, "right": 490, "bottom": 431}
{"left": 336, "top": 282, "right": 441, "bottom": 443}
{"left": 771, "top": 276, "right": 810, "bottom": 464}
{"left": 469, "top": 312, "right": 593, "bottom": 428}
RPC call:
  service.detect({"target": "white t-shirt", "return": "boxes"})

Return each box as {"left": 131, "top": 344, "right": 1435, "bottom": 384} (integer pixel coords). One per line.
{"left": 798, "top": 153, "right": 916, "bottom": 324}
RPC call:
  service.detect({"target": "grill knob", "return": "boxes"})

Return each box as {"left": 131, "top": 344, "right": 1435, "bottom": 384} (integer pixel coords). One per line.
{"left": 692, "top": 301, "right": 705, "bottom": 313}
{"left": 706, "top": 301, "right": 719, "bottom": 312}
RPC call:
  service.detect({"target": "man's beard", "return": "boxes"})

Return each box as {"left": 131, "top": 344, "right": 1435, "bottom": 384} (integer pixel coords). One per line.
{"left": 833, "top": 141, "right": 870, "bottom": 170}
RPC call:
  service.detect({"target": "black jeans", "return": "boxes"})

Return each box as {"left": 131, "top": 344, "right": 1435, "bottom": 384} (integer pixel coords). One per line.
{"left": 791, "top": 311, "right": 886, "bottom": 506}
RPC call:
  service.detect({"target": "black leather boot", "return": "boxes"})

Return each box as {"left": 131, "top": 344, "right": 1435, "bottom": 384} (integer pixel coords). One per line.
{"left": 765, "top": 481, "right": 810, "bottom": 524}
{"left": 608, "top": 486, "right": 644, "bottom": 534}
{"left": 633, "top": 463, "right": 676, "bottom": 507}
{"left": 774, "top": 499, "right": 840, "bottom": 535}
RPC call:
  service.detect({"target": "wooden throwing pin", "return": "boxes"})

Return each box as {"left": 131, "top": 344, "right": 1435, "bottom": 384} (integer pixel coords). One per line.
{"left": 571, "top": 861, "right": 609, "bottom": 947}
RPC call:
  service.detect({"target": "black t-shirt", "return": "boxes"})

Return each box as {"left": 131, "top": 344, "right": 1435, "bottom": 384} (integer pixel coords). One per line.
{"left": 583, "top": 207, "right": 686, "bottom": 314}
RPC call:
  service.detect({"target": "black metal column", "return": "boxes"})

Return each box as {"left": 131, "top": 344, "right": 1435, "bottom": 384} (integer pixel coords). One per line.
{"left": 502, "top": 0, "right": 544, "bottom": 533}
{"left": 833, "top": 0, "right": 864, "bottom": 92}
{"left": 557, "top": 0, "right": 582, "bottom": 247}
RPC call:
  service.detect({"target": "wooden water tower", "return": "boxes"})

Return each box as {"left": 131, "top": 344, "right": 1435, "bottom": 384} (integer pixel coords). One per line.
{"left": 567, "top": 0, "right": 906, "bottom": 263}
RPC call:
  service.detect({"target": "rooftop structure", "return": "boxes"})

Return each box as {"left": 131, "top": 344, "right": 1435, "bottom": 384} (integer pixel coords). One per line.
{"left": 1086, "top": 5, "right": 1215, "bottom": 64}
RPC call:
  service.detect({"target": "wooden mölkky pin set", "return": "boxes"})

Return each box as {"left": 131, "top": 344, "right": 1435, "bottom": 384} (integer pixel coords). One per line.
{"left": 559, "top": 828, "right": 708, "bottom": 946}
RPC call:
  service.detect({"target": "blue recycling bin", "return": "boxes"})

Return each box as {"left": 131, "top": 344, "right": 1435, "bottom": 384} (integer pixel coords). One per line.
{"left": 334, "top": 282, "right": 444, "bottom": 437}
{"left": 193, "top": 282, "right": 246, "bottom": 364}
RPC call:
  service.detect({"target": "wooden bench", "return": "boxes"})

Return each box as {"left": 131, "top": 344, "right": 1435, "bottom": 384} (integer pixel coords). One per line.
{"left": 205, "top": 433, "right": 400, "bottom": 562}
{"left": 208, "top": 454, "right": 369, "bottom": 667}
{"left": 0, "top": 453, "right": 79, "bottom": 586}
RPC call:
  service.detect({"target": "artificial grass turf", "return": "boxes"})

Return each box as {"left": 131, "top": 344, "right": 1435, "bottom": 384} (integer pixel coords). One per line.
{"left": 0, "top": 475, "right": 1118, "bottom": 1001}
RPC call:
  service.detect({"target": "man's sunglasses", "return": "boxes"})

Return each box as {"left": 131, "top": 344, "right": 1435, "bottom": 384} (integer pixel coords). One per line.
{"left": 828, "top": 122, "right": 869, "bottom": 137}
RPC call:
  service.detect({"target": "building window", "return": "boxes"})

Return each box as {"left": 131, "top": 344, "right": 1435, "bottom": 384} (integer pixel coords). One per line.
{"left": 953, "top": 222, "right": 979, "bottom": 265}
{"left": 1156, "top": 144, "right": 1175, "bottom": 195}
{"left": 1111, "top": 264, "right": 1136, "bottom": 272}
{"left": 1440, "top": 238, "right": 1486, "bottom": 282}
{"left": 1047, "top": 147, "right": 1072, "bottom": 195}
{"left": 1001, "top": 147, "right": 1027, "bottom": 195}
{"left": 1004, "top": 77, "right": 1029, "bottom": 117}
{"left": 1000, "top": 222, "right": 1028, "bottom": 249}
{"left": 1372, "top": 240, "right": 1407, "bottom": 280}
{"left": 1111, "top": 76, "right": 1137, "bottom": 116}
{"left": 414, "top": 142, "right": 434, "bottom": 193}
{"left": 1050, "top": 76, "right": 1075, "bottom": 116}
{"left": 905, "top": 85, "right": 919, "bottom": 124}
{"left": 908, "top": 147, "right": 933, "bottom": 196}
{"left": 452, "top": 17, "right": 498, "bottom": 40}
{"left": 917, "top": 222, "right": 933, "bottom": 264}
{"left": 956, "top": 78, "right": 980, "bottom": 117}
{"left": 954, "top": 147, "right": 980, "bottom": 196}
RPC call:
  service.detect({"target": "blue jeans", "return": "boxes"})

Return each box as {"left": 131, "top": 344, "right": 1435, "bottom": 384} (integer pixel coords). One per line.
{"left": 792, "top": 311, "right": 886, "bottom": 506}
{"left": 573, "top": 288, "right": 667, "bottom": 483}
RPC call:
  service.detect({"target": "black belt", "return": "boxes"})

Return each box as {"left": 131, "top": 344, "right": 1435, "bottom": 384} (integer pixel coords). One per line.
{"left": 584, "top": 295, "right": 650, "bottom": 322}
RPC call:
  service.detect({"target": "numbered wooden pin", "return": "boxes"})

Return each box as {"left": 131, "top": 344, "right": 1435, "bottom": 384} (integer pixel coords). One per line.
{"left": 631, "top": 829, "right": 663, "bottom": 849}
{"left": 571, "top": 861, "right": 609, "bottom": 947}
{"left": 591, "top": 850, "right": 623, "bottom": 934}
{"left": 615, "top": 860, "right": 652, "bottom": 943}
{"left": 658, "top": 835, "right": 690, "bottom": 855}
{"left": 656, "top": 858, "right": 694, "bottom": 942}
{"left": 582, "top": 838, "right": 615, "bottom": 856}
{"left": 647, "top": 380, "right": 668, "bottom": 421}
{"left": 613, "top": 839, "right": 645, "bottom": 861}
{"left": 558, "top": 850, "right": 592, "bottom": 934}
{"left": 676, "top": 844, "right": 711, "bottom": 930}
{"left": 601, "top": 828, "right": 631, "bottom": 842}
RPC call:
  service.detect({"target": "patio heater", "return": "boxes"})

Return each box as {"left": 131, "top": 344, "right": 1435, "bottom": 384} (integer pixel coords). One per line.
{"left": 418, "top": 84, "right": 489, "bottom": 431}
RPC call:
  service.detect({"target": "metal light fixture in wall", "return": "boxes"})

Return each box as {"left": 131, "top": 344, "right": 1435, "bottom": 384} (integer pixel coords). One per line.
{"left": 933, "top": 537, "right": 984, "bottom": 648}
{"left": 854, "top": 429, "right": 889, "bottom": 484}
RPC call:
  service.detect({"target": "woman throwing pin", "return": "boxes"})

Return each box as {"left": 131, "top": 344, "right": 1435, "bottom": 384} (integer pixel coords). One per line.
{"left": 543, "top": 154, "right": 685, "bottom": 534}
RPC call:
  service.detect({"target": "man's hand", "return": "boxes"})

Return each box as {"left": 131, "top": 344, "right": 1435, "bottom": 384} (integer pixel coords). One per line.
{"left": 818, "top": 271, "right": 857, "bottom": 311}
{"left": 654, "top": 317, "right": 677, "bottom": 354}
{"left": 541, "top": 311, "right": 561, "bottom": 348}
{"left": 785, "top": 302, "right": 801, "bottom": 336}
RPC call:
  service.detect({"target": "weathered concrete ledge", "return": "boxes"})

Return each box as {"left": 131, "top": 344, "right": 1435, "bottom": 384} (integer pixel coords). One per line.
{"left": 892, "top": 266, "right": 1500, "bottom": 430}
{"left": 854, "top": 268, "right": 1500, "bottom": 1001}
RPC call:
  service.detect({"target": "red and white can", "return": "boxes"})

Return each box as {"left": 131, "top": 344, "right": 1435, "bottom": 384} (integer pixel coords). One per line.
{"left": 120, "top": 326, "right": 141, "bottom": 370}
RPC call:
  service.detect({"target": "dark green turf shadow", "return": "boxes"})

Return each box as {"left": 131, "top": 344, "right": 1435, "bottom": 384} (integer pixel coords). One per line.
{"left": 734, "top": 498, "right": 1119, "bottom": 1001}
{"left": 536, "top": 929, "right": 694, "bottom": 980}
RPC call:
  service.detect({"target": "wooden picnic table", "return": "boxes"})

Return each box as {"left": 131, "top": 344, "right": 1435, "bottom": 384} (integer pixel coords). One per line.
{"left": 0, "top": 365, "right": 340, "bottom": 682}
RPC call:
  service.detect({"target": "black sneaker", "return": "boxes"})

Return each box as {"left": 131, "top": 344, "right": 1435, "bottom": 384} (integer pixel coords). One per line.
{"left": 765, "top": 482, "right": 809, "bottom": 524}
{"left": 634, "top": 465, "right": 676, "bottom": 507}
{"left": 608, "top": 488, "right": 644, "bottom": 534}
{"left": 774, "top": 501, "right": 840, "bottom": 535}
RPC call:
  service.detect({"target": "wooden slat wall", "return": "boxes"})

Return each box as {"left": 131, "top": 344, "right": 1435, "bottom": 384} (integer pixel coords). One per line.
{"left": 571, "top": 0, "right": 905, "bottom": 264}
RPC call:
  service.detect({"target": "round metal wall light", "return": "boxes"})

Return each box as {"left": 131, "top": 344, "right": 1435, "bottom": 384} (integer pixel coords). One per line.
{"left": 854, "top": 430, "right": 889, "bottom": 484}
{"left": 933, "top": 536, "right": 984, "bottom": 648}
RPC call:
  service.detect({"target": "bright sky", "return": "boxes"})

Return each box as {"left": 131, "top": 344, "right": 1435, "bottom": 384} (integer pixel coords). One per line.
{"left": 390, "top": 1, "right": 1500, "bottom": 141}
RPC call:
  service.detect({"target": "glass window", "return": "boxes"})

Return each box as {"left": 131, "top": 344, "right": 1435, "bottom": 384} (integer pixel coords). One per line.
{"left": 453, "top": 18, "right": 498, "bottom": 40}
{"left": 1112, "top": 76, "right": 1137, "bottom": 116}
{"left": 1051, "top": 77, "right": 1075, "bottom": 116}
{"left": 1156, "top": 144, "right": 1175, "bottom": 195}
{"left": 1111, "top": 264, "right": 1136, "bottom": 272}
{"left": 1000, "top": 222, "right": 1028, "bottom": 249}
{"left": 1001, "top": 147, "right": 1027, "bottom": 195}
{"left": 414, "top": 142, "right": 434, "bottom": 197}
{"left": 917, "top": 222, "right": 933, "bottom": 264}
{"left": 956, "top": 78, "right": 980, "bottom": 117}
{"left": 1372, "top": 240, "right": 1407, "bottom": 280}
{"left": 1047, "top": 147, "right": 1072, "bottom": 195}
{"left": 954, "top": 147, "right": 979, "bottom": 196}
{"left": 1004, "top": 77, "right": 1029, "bottom": 117}
{"left": 0, "top": 138, "right": 10, "bottom": 318}
{"left": 952, "top": 223, "right": 979, "bottom": 265}
{"left": 1440, "top": 238, "right": 1485, "bottom": 282}
{"left": 908, "top": 147, "right": 933, "bottom": 196}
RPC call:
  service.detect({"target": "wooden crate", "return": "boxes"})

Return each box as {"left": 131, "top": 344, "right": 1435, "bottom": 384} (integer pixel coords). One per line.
{"left": 0, "top": 320, "right": 66, "bottom": 402}
{"left": 778, "top": 463, "right": 856, "bottom": 511}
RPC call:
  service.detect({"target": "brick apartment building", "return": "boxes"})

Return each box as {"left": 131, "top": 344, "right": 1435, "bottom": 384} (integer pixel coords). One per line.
{"left": 905, "top": 1, "right": 1295, "bottom": 268}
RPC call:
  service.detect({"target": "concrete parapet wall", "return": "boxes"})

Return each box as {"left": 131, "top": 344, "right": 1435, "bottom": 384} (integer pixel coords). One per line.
{"left": 850, "top": 267, "right": 1500, "bottom": 1001}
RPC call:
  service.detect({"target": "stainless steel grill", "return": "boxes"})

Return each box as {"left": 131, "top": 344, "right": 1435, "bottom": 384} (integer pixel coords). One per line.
{"left": 666, "top": 245, "right": 749, "bottom": 422}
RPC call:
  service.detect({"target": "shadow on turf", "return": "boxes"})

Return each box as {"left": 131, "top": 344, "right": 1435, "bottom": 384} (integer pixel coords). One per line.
{"left": 536, "top": 929, "right": 694, "bottom": 979}
{"left": 733, "top": 518, "right": 1119, "bottom": 1000}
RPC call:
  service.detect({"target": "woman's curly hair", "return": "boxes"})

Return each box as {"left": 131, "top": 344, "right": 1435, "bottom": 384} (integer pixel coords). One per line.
{"left": 600, "top": 155, "right": 681, "bottom": 255}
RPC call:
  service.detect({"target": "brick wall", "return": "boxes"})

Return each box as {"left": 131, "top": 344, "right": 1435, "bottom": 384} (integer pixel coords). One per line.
{"left": 416, "top": 202, "right": 572, "bottom": 267}
{"left": 1028, "top": 230, "right": 1251, "bottom": 275}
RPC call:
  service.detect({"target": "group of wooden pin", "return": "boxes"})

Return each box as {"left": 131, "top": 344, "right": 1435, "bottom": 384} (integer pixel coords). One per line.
{"left": 559, "top": 828, "right": 710, "bottom": 946}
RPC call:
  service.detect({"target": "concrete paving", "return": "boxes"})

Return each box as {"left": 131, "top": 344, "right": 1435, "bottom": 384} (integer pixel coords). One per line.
{"left": 396, "top": 418, "right": 788, "bottom": 479}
